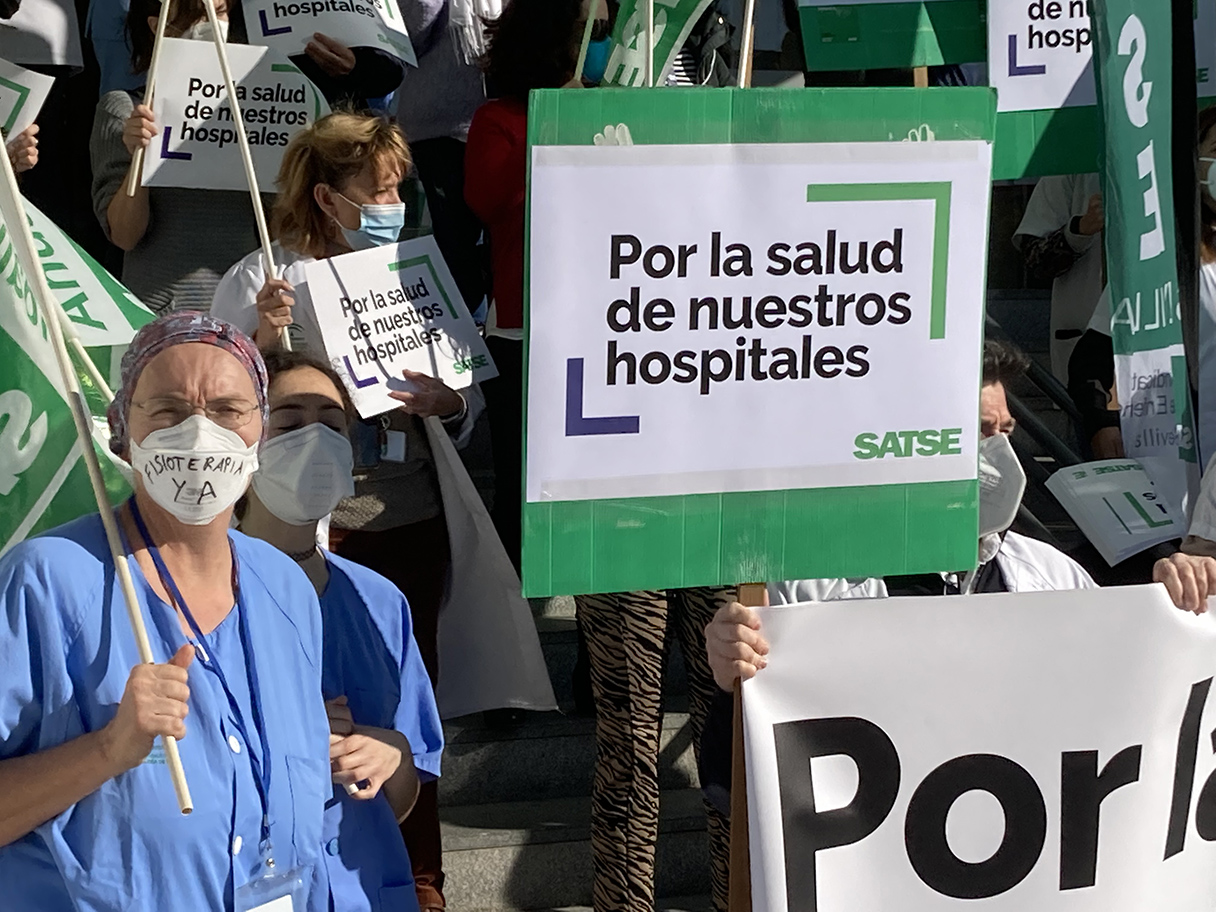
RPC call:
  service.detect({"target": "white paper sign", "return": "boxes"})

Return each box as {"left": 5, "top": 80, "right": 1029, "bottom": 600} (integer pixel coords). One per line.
{"left": 1045, "top": 459, "right": 1185, "bottom": 566}
{"left": 990, "top": 0, "right": 1216, "bottom": 113}
{"left": 743, "top": 586, "right": 1216, "bottom": 912}
{"left": 142, "top": 39, "right": 330, "bottom": 192}
{"left": 527, "top": 140, "right": 992, "bottom": 504}
{"left": 0, "top": 57, "right": 51, "bottom": 139}
{"left": 241, "top": 0, "right": 416, "bottom": 67}
{"left": 305, "top": 235, "right": 497, "bottom": 418}
{"left": 0, "top": 0, "right": 83, "bottom": 68}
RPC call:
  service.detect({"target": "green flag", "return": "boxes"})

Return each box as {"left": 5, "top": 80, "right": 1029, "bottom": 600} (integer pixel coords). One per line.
{"left": 602, "top": 0, "right": 714, "bottom": 86}
{"left": 0, "top": 200, "right": 154, "bottom": 553}
{"left": 796, "top": 0, "right": 985, "bottom": 71}
{"left": 1092, "top": 0, "right": 1198, "bottom": 517}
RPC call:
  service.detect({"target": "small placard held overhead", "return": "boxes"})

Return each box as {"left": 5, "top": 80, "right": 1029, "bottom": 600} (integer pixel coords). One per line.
{"left": 306, "top": 235, "right": 497, "bottom": 418}
{"left": 241, "top": 0, "right": 416, "bottom": 67}
{"left": 0, "top": 58, "right": 53, "bottom": 140}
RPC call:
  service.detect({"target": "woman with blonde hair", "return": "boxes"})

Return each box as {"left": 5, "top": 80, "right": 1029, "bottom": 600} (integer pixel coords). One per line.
{"left": 212, "top": 110, "right": 480, "bottom": 912}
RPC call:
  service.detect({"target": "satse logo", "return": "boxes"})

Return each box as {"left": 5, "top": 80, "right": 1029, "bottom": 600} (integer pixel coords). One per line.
{"left": 773, "top": 678, "right": 1216, "bottom": 912}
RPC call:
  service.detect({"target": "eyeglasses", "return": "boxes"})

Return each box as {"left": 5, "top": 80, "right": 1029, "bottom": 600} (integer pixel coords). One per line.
{"left": 132, "top": 397, "right": 260, "bottom": 430}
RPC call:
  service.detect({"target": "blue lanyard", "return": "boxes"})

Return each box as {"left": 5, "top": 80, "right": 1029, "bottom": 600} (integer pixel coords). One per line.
{"left": 129, "top": 498, "right": 274, "bottom": 846}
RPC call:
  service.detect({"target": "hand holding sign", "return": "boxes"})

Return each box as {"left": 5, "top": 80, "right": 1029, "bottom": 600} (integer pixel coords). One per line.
{"left": 6, "top": 123, "right": 37, "bottom": 173}
{"left": 1152, "top": 553, "right": 1216, "bottom": 616}
{"left": 389, "top": 369, "right": 465, "bottom": 419}
{"left": 123, "top": 104, "right": 159, "bottom": 156}
{"left": 1077, "top": 192, "right": 1103, "bottom": 236}
{"left": 305, "top": 32, "right": 356, "bottom": 76}
{"left": 255, "top": 275, "right": 297, "bottom": 347}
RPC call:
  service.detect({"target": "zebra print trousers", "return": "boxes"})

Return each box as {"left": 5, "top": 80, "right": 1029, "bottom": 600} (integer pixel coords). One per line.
{"left": 576, "top": 587, "right": 734, "bottom": 912}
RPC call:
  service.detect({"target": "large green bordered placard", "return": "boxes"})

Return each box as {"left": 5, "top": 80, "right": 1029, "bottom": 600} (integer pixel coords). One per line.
{"left": 522, "top": 87, "right": 995, "bottom": 597}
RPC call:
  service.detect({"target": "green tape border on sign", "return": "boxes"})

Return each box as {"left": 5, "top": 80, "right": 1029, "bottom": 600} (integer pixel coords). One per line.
{"left": 806, "top": 181, "right": 950, "bottom": 337}
{"left": 797, "top": 0, "right": 985, "bottom": 71}
{"left": 0, "top": 75, "right": 30, "bottom": 136}
{"left": 523, "top": 480, "right": 979, "bottom": 596}
{"left": 522, "top": 87, "right": 993, "bottom": 597}
{"left": 388, "top": 254, "right": 458, "bottom": 318}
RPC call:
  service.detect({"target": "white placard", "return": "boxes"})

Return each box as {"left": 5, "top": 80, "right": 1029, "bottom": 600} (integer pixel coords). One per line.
{"left": 987, "top": 0, "right": 1095, "bottom": 113}
{"left": 142, "top": 38, "right": 330, "bottom": 192}
{"left": 0, "top": 57, "right": 52, "bottom": 139}
{"left": 743, "top": 586, "right": 1216, "bottom": 912}
{"left": 990, "top": 0, "right": 1216, "bottom": 113}
{"left": 241, "top": 0, "right": 416, "bottom": 67}
{"left": 0, "top": 0, "right": 82, "bottom": 68}
{"left": 1045, "top": 459, "right": 1185, "bottom": 566}
{"left": 305, "top": 235, "right": 497, "bottom": 418}
{"left": 526, "top": 140, "right": 992, "bottom": 504}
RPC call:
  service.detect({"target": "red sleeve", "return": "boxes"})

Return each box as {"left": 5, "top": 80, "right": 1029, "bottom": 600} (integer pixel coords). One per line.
{"left": 464, "top": 103, "right": 527, "bottom": 227}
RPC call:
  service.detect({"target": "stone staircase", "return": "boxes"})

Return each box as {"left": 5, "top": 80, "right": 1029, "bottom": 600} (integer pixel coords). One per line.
{"left": 438, "top": 600, "right": 714, "bottom": 912}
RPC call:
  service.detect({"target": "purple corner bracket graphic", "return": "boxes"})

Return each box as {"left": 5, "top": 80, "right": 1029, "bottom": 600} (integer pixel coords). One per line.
{"left": 260, "top": 9, "right": 293, "bottom": 36}
{"left": 564, "top": 358, "right": 639, "bottom": 437}
{"left": 1008, "top": 34, "right": 1047, "bottom": 77}
{"left": 343, "top": 355, "right": 380, "bottom": 389}
{"left": 159, "top": 126, "right": 192, "bottom": 160}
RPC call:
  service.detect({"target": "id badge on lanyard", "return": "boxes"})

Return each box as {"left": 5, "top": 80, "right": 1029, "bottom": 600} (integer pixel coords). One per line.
{"left": 235, "top": 854, "right": 310, "bottom": 912}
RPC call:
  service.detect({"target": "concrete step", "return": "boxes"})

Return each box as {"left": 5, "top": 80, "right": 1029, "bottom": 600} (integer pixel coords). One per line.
{"left": 440, "top": 707, "right": 699, "bottom": 806}
{"left": 442, "top": 789, "right": 711, "bottom": 912}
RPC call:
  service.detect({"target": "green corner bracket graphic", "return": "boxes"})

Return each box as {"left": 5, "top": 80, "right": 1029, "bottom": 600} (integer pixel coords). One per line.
{"left": 806, "top": 181, "right": 951, "bottom": 339}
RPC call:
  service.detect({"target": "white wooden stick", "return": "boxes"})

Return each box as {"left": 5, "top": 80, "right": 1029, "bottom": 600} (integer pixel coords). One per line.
{"left": 644, "top": 0, "right": 655, "bottom": 86}
{"left": 575, "top": 2, "right": 598, "bottom": 82}
{"left": 738, "top": 0, "right": 757, "bottom": 88}
{"left": 125, "top": 0, "right": 174, "bottom": 198}
{"left": 0, "top": 120, "right": 193, "bottom": 815}
{"left": 197, "top": 0, "right": 289, "bottom": 348}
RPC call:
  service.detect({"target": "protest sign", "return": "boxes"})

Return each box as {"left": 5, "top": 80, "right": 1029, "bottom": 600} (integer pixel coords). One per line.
{"left": 142, "top": 38, "right": 330, "bottom": 193}
{"left": 1045, "top": 458, "right": 1185, "bottom": 565}
{"left": 988, "top": 0, "right": 1216, "bottom": 179}
{"left": 1092, "top": 0, "right": 1198, "bottom": 519}
{"left": 601, "top": 0, "right": 714, "bottom": 87}
{"left": 241, "top": 0, "right": 416, "bottom": 68}
{"left": 795, "top": 0, "right": 984, "bottom": 71}
{"left": 0, "top": 58, "right": 52, "bottom": 140}
{"left": 0, "top": 0, "right": 83, "bottom": 68}
{"left": 306, "top": 234, "right": 496, "bottom": 418}
{"left": 523, "top": 87, "right": 996, "bottom": 597}
{"left": 743, "top": 586, "right": 1216, "bottom": 912}
{"left": 0, "top": 198, "right": 153, "bottom": 554}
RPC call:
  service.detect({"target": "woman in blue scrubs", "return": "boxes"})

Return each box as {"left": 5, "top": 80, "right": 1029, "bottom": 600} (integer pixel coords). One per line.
{"left": 237, "top": 348, "right": 444, "bottom": 912}
{"left": 0, "top": 312, "right": 332, "bottom": 911}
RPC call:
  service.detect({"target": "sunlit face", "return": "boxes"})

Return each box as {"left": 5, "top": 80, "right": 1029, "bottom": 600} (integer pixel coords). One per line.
{"left": 266, "top": 366, "right": 349, "bottom": 440}
{"left": 317, "top": 156, "right": 404, "bottom": 234}
{"left": 125, "top": 343, "right": 262, "bottom": 455}
{"left": 980, "top": 381, "right": 1016, "bottom": 439}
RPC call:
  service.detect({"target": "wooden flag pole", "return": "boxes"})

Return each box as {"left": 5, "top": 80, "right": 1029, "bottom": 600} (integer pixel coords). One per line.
{"left": 644, "top": 0, "right": 655, "bottom": 86}
{"left": 728, "top": 582, "right": 764, "bottom": 912}
{"left": 738, "top": 0, "right": 757, "bottom": 88}
{"left": 124, "top": 0, "right": 174, "bottom": 198}
{"left": 197, "top": 0, "right": 291, "bottom": 350}
{"left": 575, "top": 1, "right": 597, "bottom": 82}
{"left": 0, "top": 122, "right": 193, "bottom": 815}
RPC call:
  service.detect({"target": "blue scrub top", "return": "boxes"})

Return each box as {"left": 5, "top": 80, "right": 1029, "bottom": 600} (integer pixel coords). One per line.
{"left": 318, "top": 552, "right": 444, "bottom": 912}
{"left": 86, "top": 0, "right": 145, "bottom": 95}
{"left": 0, "top": 514, "right": 332, "bottom": 912}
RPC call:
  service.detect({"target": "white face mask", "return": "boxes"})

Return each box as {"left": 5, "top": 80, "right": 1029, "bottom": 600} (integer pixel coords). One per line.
{"left": 251, "top": 424, "right": 355, "bottom": 526}
{"left": 1201, "top": 157, "right": 1216, "bottom": 201}
{"left": 180, "top": 17, "right": 229, "bottom": 42}
{"left": 129, "top": 414, "right": 259, "bottom": 526}
{"left": 977, "top": 432, "right": 1027, "bottom": 538}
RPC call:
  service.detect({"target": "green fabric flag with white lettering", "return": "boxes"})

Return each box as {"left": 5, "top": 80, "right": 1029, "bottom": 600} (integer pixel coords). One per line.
{"left": 1092, "top": 0, "right": 1198, "bottom": 517}
{"left": 602, "top": 0, "right": 714, "bottom": 86}
{"left": 0, "top": 199, "right": 154, "bottom": 553}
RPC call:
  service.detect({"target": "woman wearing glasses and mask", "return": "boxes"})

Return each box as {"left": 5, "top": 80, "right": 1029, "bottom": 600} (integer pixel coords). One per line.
{"left": 212, "top": 110, "right": 477, "bottom": 912}
{"left": 0, "top": 312, "right": 331, "bottom": 911}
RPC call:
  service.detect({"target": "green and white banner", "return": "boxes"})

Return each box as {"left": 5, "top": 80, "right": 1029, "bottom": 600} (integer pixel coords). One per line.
{"left": 1092, "top": 0, "right": 1198, "bottom": 518}
{"left": 524, "top": 87, "right": 996, "bottom": 597}
{"left": 602, "top": 0, "right": 714, "bottom": 86}
{"left": 796, "top": 0, "right": 984, "bottom": 72}
{"left": 0, "top": 200, "right": 154, "bottom": 554}
{"left": 989, "top": 0, "right": 1216, "bottom": 178}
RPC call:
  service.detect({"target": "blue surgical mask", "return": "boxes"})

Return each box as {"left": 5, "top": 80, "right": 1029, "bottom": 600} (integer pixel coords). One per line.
{"left": 583, "top": 38, "right": 612, "bottom": 85}
{"left": 335, "top": 191, "right": 405, "bottom": 250}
